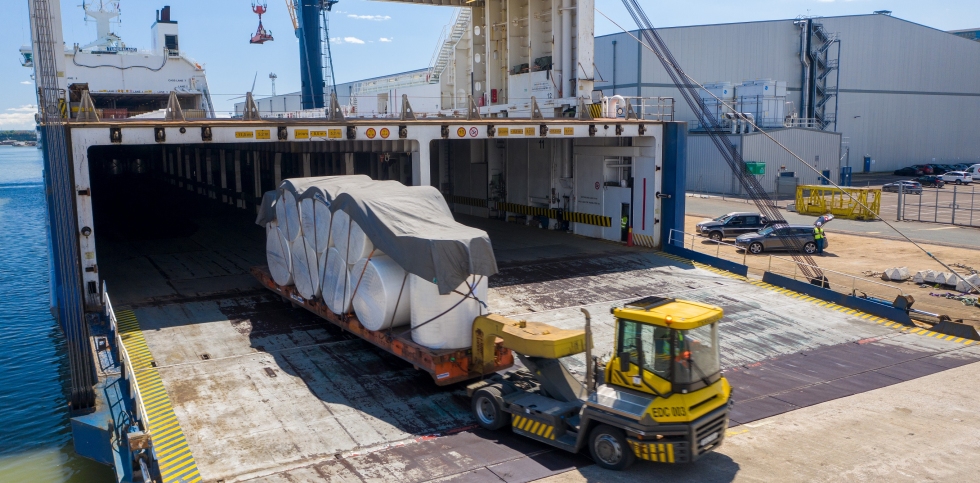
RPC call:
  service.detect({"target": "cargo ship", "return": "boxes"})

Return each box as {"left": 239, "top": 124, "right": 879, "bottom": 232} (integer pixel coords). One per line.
{"left": 23, "top": 0, "right": 979, "bottom": 482}
{"left": 19, "top": 2, "right": 214, "bottom": 121}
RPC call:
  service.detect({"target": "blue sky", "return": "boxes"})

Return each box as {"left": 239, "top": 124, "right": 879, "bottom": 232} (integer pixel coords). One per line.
{"left": 2, "top": 0, "right": 978, "bottom": 129}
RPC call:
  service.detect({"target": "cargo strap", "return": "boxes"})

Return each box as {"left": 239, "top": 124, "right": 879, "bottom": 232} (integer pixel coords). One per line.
{"left": 393, "top": 274, "right": 486, "bottom": 340}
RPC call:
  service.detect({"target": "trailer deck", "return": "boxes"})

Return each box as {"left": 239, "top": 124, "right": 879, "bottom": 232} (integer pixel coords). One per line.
{"left": 99, "top": 206, "right": 980, "bottom": 482}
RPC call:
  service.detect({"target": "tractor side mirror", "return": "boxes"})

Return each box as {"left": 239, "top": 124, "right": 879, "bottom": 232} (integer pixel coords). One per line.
{"left": 619, "top": 352, "right": 631, "bottom": 372}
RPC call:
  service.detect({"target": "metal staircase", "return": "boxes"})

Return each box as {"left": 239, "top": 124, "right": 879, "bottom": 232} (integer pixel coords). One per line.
{"left": 810, "top": 22, "right": 840, "bottom": 130}
{"left": 428, "top": 8, "right": 470, "bottom": 84}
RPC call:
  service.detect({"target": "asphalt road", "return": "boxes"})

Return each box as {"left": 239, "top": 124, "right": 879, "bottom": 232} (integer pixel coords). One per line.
{"left": 685, "top": 195, "right": 980, "bottom": 249}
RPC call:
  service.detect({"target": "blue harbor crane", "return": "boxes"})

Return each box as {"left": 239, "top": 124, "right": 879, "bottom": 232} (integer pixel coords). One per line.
{"left": 286, "top": 0, "right": 339, "bottom": 109}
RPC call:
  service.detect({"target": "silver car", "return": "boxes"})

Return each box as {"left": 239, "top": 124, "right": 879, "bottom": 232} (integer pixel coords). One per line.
{"left": 735, "top": 225, "right": 819, "bottom": 255}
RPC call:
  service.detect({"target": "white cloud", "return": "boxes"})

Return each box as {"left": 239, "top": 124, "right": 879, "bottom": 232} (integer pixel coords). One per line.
{"left": 331, "top": 36, "right": 366, "bottom": 44}
{"left": 379, "top": 37, "right": 393, "bottom": 42}
{"left": 0, "top": 106, "right": 37, "bottom": 128}
{"left": 348, "top": 14, "right": 391, "bottom": 21}
{"left": 20, "top": 81, "right": 32, "bottom": 85}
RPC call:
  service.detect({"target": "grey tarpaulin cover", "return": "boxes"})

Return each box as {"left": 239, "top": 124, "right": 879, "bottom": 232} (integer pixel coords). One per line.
{"left": 330, "top": 183, "right": 498, "bottom": 295}
{"left": 255, "top": 190, "right": 279, "bottom": 226}
{"left": 280, "top": 175, "right": 374, "bottom": 202}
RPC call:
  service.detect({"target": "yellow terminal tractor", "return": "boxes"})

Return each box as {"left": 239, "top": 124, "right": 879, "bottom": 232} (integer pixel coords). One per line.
{"left": 467, "top": 296, "right": 731, "bottom": 470}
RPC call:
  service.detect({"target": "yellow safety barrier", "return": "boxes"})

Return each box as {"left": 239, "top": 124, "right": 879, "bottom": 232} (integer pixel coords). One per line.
{"left": 795, "top": 185, "right": 881, "bottom": 220}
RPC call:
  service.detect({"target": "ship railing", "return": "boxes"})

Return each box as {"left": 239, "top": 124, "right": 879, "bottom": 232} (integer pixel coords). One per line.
{"left": 102, "top": 282, "right": 151, "bottom": 433}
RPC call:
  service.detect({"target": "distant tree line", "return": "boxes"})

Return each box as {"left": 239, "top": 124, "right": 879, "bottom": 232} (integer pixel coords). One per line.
{"left": 0, "top": 131, "right": 37, "bottom": 142}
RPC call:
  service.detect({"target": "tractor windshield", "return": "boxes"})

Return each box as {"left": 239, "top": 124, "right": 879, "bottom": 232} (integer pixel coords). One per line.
{"left": 618, "top": 320, "right": 722, "bottom": 392}
{"left": 672, "top": 323, "right": 721, "bottom": 390}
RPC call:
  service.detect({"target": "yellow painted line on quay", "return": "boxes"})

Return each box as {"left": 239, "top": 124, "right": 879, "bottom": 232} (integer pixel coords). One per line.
{"left": 116, "top": 309, "right": 202, "bottom": 483}
{"left": 655, "top": 251, "right": 976, "bottom": 347}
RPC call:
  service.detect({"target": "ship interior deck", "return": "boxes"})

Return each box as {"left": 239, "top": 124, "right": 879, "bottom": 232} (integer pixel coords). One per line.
{"left": 88, "top": 149, "right": 980, "bottom": 482}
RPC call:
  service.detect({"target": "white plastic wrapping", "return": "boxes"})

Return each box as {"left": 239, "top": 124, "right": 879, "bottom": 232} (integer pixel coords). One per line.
{"left": 913, "top": 270, "right": 933, "bottom": 284}
{"left": 330, "top": 209, "right": 351, "bottom": 262}
{"left": 321, "top": 247, "right": 353, "bottom": 314}
{"left": 291, "top": 237, "right": 320, "bottom": 299}
{"left": 350, "top": 255, "right": 412, "bottom": 331}
{"left": 935, "top": 272, "right": 957, "bottom": 286}
{"left": 275, "top": 190, "right": 302, "bottom": 242}
{"left": 300, "top": 197, "right": 333, "bottom": 254}
{"left": 332, "top": 211, "right": 375, "bottom": 263}
{"left": 409, "top": 275, "right": 489, "bottom": 350}
{"left": 266, "top": 223, "right": 293, "bottom": 286}
{"left": 955, "top": 274, "right": 980, "bottom": 293}
{"left": 881, "top": 267, "right": 910, "bottom": 282}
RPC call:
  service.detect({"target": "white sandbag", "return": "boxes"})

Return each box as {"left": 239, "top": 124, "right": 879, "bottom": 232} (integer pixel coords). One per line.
{"left": 275, "top": 190, "right": 302, "bottom": 242}
{"left": 935, "top": 272, "right": 957, "bottom": 286}
{"left": 881, "top": 267, "right": 910, "bottom": 282}
{"left": 955, "top": 274, "right": 980, "bottom": 293}
{"left": 290, "top": 236, "right": 320, "bottom": 299}
{"left": 913, "top": 270, "right": 932, "bottom": 284}
{"left": 321, "top": 247, "right": 353, "bottom": 314}
{"left": 266, "top": 223, "right": 293, "bottom": 286}
{"left": 300, "top": 197, "right": 332, "bottom": 254}
{"left": 350, "top": 255, "right": 412, "bottom": 331}
{"left": 410, "top": 275, "right": 489, "bottom": 350}
{"left": 923, "top": 270, "right": 939, "bottom": 284}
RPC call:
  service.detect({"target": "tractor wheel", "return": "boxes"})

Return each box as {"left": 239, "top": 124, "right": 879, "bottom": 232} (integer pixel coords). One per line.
{"left": 472, "top": 386, "right": 508, "bottom": 430}
{"left": 589, "top": 424, "right": 635, "bottom": 471}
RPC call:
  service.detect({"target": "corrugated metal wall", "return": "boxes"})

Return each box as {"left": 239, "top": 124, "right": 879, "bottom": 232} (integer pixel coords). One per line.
{"left": 687, "top": 128, "right": 841, "bottom": 195}
{"left": 595, "top": 14, "right": 980, "bottom": 173}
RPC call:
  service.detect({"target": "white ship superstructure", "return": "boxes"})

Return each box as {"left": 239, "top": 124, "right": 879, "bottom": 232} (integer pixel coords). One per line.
{"left": 20, "top": 2, "right": 214, "bottom": 119}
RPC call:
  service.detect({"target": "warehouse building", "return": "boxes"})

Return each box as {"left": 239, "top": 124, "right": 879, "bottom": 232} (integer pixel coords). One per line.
{"left": 594, "top": 12, "right": 980, "bottom": 193}
{"left": 239, "top": 12, "right": 980, "bottom": 197}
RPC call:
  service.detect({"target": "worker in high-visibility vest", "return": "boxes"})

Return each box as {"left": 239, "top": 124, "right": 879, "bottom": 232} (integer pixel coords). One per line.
{"left": 813, "top": 224, "right": 826, "bottom": 254}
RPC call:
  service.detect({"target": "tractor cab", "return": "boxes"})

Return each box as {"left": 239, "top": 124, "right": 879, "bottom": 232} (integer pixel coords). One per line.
{"left": 607, "top": 297, "right": 723, "bottom": 397}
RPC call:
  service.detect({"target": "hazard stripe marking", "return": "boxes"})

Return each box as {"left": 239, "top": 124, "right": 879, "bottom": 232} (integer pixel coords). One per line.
{"left": 116, "top": 309, "right": 201, "bottom": 483}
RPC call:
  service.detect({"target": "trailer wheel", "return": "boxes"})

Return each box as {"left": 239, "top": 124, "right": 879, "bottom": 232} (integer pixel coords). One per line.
{"left": 472, "top": 387, "right": 508, "bottom": 430}
{"left": 589, "top": 424, "right": 635, "bottom": 471}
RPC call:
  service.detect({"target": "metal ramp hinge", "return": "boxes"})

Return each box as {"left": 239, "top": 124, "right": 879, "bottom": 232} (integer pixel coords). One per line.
{"left": 401, "top": 94, "right": 417, "bottom": 121}
{"left": 468, "top": 95, "right": 482, "bottom": 120}
{"left": 327, "top": 91, "right": 345, "bottom": 121}
{"left": 624, "top": 101, "right": 638, "bottom": 120}
{"left": 76, "top": 90, "right": 101, "bottom": 122}
{"left": 577, "top": 97, "right": 594, "bottom": 121}
{"left": 530, "top": 96, "right": 543, "bottom": 120}
{"left": 242, "top": 92, "right": 260, "bottom": 121}
{"left": 165, "top": 91, "right": 186, "bottom": 121}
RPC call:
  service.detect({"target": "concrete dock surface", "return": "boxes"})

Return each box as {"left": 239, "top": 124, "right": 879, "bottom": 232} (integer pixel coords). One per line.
{"left": 536, "top": 353, "right": 980, "bottom": 483}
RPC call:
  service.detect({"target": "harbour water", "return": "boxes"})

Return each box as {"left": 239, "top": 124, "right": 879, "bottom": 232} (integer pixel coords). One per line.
{"left": 0, "top": 146, "right": 111, "bottom": 482}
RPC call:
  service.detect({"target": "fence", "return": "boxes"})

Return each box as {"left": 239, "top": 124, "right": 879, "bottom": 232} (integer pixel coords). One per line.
{"left": 102, "top": 283, "right": 150, "bottom": 433}
{"left": 898, "top": 185, "right": 980, "bottom": 228}
{"left": 667, "top": 229, "right": 906, "bottom": 301}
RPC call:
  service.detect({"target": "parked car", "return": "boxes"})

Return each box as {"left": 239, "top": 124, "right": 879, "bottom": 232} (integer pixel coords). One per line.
{"left": 966, "top": 164, "right": 980, "bottom": 177}
{"left": 911, "top": 164, "right": 932, "bottom": 175}
{"left": 893, "top": 167, "right": 918, "bottom": 176}
{"left": 916, "top": 175, "right": 945, "bottom": 188}
{"left": 882, "top": 180, "right": 923, "bottom": 194}
{"left": 696, "top": 212, "right": 769, "bottom": 241}
{"left": 942, "top": 171, "right": 973, "bottom": 185}
{"left": 933, "top": 164, "right": 952, "bottom": 175}
{"left": 735, "top": 225, "right": 819, "bottom": 255}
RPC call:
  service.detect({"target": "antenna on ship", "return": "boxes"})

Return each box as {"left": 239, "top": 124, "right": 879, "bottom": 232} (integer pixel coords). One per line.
{"left": 250, "top": 2, "right": 275, "bottom": 44}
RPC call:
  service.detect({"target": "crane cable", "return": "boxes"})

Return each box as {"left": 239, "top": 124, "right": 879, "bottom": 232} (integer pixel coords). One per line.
{"left": 594, "top": 7, "right": 980, "bottom": 294}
